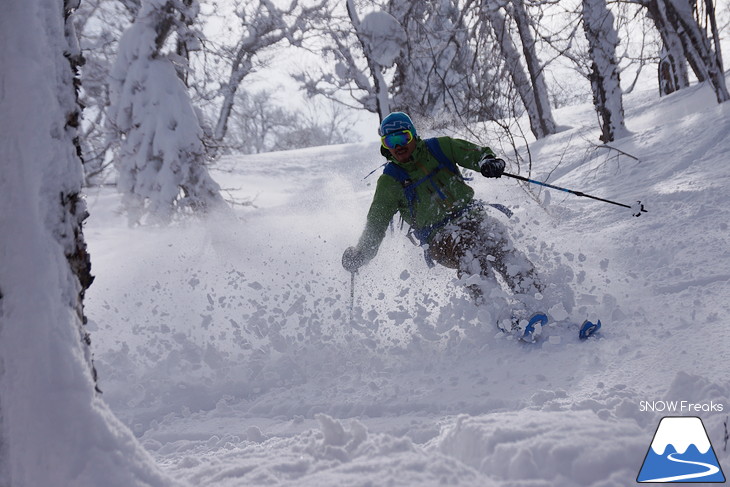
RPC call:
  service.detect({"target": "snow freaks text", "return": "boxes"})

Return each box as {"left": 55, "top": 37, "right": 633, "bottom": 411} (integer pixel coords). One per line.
{"left": 639, "top": 401, "right": 725, "bottom": 413}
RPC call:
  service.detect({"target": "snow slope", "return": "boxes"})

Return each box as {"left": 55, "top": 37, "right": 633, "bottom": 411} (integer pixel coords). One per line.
{"left": 85, "top": 80, "right": 730, "bottom": 486}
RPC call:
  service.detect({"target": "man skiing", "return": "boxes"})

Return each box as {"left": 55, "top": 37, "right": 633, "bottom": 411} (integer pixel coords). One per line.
{"left": 342, "top": 112, "right": 551, "bottom": 337}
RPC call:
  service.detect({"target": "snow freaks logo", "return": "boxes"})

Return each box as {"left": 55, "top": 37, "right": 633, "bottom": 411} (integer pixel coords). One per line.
{"left": 637, "top": 416, "right": 726, "bottom": 483}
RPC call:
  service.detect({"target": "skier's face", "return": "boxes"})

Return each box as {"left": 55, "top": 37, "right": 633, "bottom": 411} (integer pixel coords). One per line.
{"left": 388, "top": 138, "right": 416, "bottom": 163}
{"left": 381, "top": 129, "right": 417, "bottom": 163}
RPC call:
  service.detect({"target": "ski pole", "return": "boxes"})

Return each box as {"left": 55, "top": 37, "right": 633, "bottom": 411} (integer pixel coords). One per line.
{"left": 503, "top": 172, "right": 647, "bottom": 217}
{"left": 349, "top": 271, "right": 356, "bottom": 322}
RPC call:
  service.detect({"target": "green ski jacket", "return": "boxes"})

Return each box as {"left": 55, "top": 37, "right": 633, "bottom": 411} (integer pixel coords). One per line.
{"left": 355, "top": 136, "right": 496, "bottom": 263}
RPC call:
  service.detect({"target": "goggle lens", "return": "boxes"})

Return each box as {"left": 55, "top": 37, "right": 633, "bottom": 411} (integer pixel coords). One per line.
{"left": 381, "top": 130, "right": 414, "bottom": 149}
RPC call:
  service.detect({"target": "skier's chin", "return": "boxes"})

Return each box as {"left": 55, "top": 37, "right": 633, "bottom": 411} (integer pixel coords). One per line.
{"left": 393, "top": 148, "right": 411, "bottom": 162}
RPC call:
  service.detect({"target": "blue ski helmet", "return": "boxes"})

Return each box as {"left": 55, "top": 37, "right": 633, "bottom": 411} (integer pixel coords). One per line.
{"left": 379, "top": 112, "right": 417, "bottom": 138}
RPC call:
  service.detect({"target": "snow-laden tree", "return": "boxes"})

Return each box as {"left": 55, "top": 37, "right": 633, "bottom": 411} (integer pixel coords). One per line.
{"left": 299, "top": 0, "right": 492, "bottom": 125}
{"left": 385, "top": 0, "right": 513, "bottom": 127}
{"left": 352, "top": 6, "right": 406, "bottom": 119}
{"left": 0, "top": 0, "right": 171, "bottom": 485}
{"left": 74, "top": 0, "right": 137, "bottom": 185}
{"left": 300, "top": 0, "right": 545, "bottom": 133}
{"left": 582, "top": 0, "right": 630, "bottom": 142}
{"left": 481, "top": 0, "right": 558, "bottom": 139}
{"left": 295, "top": 1, "right": 408, "bottom": 121}
{"left": 387, "top": 1, "right": 456, "bottom": 118}
{"left": 108, "top": 0, "right": 226, "bottom": 224}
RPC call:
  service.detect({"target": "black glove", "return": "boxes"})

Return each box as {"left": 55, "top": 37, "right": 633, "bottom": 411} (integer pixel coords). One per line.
{"left": 342, "top": 246, "right": 365, "bottom": 273}
{"left": 480, "top": 156, "right": 505, "bottom": 178}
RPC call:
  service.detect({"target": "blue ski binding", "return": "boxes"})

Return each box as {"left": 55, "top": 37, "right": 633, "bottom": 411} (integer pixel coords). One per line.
{"left": 579, "top": 320, "right": 601, "bottom": 339}
{"left": 522, "top": 312, "right": 549, "bottom": 342}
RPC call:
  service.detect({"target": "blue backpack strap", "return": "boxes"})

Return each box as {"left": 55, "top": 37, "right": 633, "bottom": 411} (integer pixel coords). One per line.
{"left": 424, "top": 137, "right": 457, "bottom": 173}
{"left": 424, "top": 137, "right": 472, "bottom": 181}
{"left": 383, "top": 157, "right": 446, "bottom": 221}
{"left": 382, "top": 160, "right": 409, "bottom": 182}
{"left": 383, "top": 162, "right": 417, "bottom": 220}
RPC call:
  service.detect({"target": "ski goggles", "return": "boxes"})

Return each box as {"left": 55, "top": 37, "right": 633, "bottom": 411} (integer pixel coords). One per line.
{"left": 381, "top": 129, "right": 414, "bottom": 150}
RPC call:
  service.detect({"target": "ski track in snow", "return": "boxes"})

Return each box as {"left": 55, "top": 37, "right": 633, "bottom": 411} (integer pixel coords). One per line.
{"left": 646, "top": 453, "right": 721, "bottom": 482}
{"left": 84, "top": 83, "right": 730, "bottom": 486}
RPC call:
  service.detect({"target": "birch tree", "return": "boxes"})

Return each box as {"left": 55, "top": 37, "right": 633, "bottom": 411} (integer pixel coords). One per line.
{"left": 482, "top": 0, "right": 557, "bottom": 139}
{"left": 638, "top": 0, "right": 728, "bottom": 102}
{"left": 108, "top": 0, "right": 227, "bottom": 224}
{"left": 642, "top": 0, "right": 690, "bottom": 95}
{"left": 511, "top": 0, "right": 557, "bottom": 136}
{"left": 582, "top": 0, "right": 630, "bottom": 142}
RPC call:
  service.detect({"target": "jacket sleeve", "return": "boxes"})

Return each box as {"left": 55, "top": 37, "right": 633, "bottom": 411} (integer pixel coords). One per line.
{"left": 437, "top": 136, "right": 496, "bottom": 172}
{"left": 356, "top": 174, "right": 401, "bottom": 263}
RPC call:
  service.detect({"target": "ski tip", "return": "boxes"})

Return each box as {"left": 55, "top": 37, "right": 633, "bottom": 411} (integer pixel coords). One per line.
{"left": 579, "top": 319, "right": 602, "bottom": 340}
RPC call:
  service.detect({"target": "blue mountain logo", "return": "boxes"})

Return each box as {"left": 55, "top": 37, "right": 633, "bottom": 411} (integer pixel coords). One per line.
{"left": 637, "top": 416, "right": 726, "bottom": 483}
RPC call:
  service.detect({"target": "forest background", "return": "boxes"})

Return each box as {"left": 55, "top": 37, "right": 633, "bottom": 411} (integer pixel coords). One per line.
{"left": 78, "top": 0, "right": 730, "bottom": 201}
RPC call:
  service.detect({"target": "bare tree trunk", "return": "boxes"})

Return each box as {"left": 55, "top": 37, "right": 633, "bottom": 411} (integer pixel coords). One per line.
{"left": 511, "top": 0, "right": 557, "bottom": 136}
{"left": 484, "top": 2, "right": 551, "bottom": 139}
{"left": 582, "top": 0, "right": 629, "bottom": 142}
{"left": 704, "top": 0, "right": 723, "bottom": 73}
{"left": 174, "top": 0, "right": 196, "bottom": 85}
{"left": 214, "top": 51, "right": 254, "bottom": 141}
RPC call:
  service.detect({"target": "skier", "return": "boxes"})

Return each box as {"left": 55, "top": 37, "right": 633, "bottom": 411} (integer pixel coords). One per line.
{"left": 342, "top": 112, "right": 552, "bottom": 335}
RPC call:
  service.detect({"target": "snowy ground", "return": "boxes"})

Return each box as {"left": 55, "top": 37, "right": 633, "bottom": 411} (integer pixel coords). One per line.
{"left": 85, "top": 81, "right": 730, "bottom": 486}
